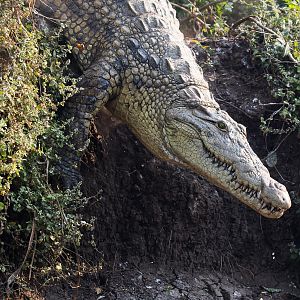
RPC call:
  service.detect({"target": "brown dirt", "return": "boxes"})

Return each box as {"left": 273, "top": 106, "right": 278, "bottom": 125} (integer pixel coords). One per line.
{"left": 43, "top": 39, "right": 300, "bottom": 299}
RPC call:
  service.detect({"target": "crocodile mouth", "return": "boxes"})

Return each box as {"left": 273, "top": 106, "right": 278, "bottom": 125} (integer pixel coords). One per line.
{"left": 202, "top": 143, "right": 285, "bottom": 218}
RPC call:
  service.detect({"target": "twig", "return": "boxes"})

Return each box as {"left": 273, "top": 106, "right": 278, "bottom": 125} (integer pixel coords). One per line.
{"left": 6, "top": 216, "right": 36, "bottom": 294}
{"left": 275, "top": 165, "right": 295, "bottom": 184}
{"left": 230, "top": 15, "right": 257, "bottom": 32}
{"left": 171, "top": 2, "right": 206, "bottom": 25}
{"left": 215, "top": 89, "right": 254, "bottom": 119}
{"left": 198, "top": 0, "right": 227, "bottom": 12}
{"left": 187, "top": 0, "right": 196, "bottom": 6}
{"left": 236, "top": 261, "right": 255, "bottom": 278}
{"left": 172, "top": 0, "right": 227, "bottom": 27}
{"left": 32, "top": 8, "right": 62, "bottom": 25}
{"left": 170, "top": 2, "right": 192, "bottom": 15}
{"left": 258, "top": 101, "right": 284, "bottom": 106}
{"left": 259, "top": 215, "right": 263, "bottom": 235}
{"left": 28, "top": 237, "right": 37, "bottom": 281}
{"left": 230, "top": 15, "right": 299, "bottom": 64}
{"left": 270, "top": 130, "right": 291, "bottom": 153}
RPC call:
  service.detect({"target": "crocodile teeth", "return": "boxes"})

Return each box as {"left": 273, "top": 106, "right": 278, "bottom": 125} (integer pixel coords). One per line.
{"left": 203, "top": 146, "right": 281, "bottom": 214}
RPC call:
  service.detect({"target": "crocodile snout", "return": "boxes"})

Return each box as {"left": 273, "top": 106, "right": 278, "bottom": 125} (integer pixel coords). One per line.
{"left": 261, "top": 176, "right": 291, "bottom": 210}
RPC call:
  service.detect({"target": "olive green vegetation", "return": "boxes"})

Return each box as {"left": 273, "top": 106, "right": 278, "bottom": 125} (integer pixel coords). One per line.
{"left": 245, "top": 0, "right": 300, "bottom": 134}
{"left": 0, "top": 1, "right": 91, "bottom": 292}
{"left": 0, "top": 1, "right": 77, "bottom": 195}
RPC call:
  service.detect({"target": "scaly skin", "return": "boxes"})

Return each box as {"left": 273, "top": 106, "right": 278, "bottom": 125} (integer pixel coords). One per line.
{"left": 33, "top": 0, "right": 291, "bottom": 218}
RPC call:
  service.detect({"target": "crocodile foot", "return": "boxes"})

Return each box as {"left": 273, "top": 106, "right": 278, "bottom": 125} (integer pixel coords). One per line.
{"left": 54, "top": 159, "right": 83, "bottom": 190}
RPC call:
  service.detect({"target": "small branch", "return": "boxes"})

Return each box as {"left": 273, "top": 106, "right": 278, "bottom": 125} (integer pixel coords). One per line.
{"left": 186, "top": 0, "right": 197, "bottom": 8}
{"left": 231, "top": 15, "right": 299, "bottom": 64}
{"left": 272, "top": 129, "right": 292, "bottom": 153}
{"left": 172, "top": 0, "right": 226, "bottom": 25}
{"left": 171, "top": 2, "right": 208, "bottom": 26}
{"left": 28, "top": 237, "right": 37, "bottom": 281}
{"left": 32, "top": 8, "right": 62, "bottom": 25}
{"left": 6, "top": 216, "right": 36, "bottom": 294}
{"left": 170, "top": 2, "right": 192, "bottom": 15}
{"left": 231, "top": 15, "right": 257, "bottom": 31}
{"left": 215, "top": 88, "right": 254, "bottom": 119}
{"left": 258, "top": 101, "right": 284, "bottom": 106}
{"left": 231, "top": 16, "right": 278, "bottom": 37}
{"left": 198, "top": 0, "right": 227, "bottom": 12}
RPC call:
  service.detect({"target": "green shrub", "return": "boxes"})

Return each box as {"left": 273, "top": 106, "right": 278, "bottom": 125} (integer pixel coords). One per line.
{"left": 171, "top": 0, "right": 234, "bottom": 36}
{"left": 0, "top": 0, "right": 77, "bottom": 196}
{"left": 240, "top": 0, "right": 300, "bottom": 134}
{"left": 2, "top": 121, "right": 87, "bottom": 271}
{"left": 0, "top": 1, "right": 90, "bottom": 293}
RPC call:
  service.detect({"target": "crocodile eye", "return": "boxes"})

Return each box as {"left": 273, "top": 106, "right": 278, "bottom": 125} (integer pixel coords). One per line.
{"left": 216, "top": 121, "right": 227, "bottom": 132}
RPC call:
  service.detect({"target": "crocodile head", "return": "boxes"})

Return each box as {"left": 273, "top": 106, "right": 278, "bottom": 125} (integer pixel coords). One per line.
{"left": 164, "top": 98, "right": 291, "bottom": 219}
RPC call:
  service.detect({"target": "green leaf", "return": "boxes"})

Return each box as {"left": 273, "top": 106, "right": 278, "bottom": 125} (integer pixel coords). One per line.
{"left": 0, "top": 202, "right": 5, "bottom": 211}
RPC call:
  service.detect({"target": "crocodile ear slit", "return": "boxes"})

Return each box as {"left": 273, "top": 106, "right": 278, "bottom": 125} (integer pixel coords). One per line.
{"left": 191, "top": 106, "right": 212, "bottom": 118}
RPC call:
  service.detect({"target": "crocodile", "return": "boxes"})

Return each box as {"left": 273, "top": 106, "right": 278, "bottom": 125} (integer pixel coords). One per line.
{"left": 32, "top": 0, "right": 291, "bottom": 218}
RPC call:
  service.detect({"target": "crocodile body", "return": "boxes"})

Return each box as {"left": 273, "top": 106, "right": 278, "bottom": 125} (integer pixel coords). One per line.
{"left": 33, "top": 0, "right": 291, "bottom": 218}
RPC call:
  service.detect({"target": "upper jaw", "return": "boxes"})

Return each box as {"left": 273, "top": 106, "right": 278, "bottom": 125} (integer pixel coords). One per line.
{"left": 258, "top": 176, "right": 291, "bottom": 218}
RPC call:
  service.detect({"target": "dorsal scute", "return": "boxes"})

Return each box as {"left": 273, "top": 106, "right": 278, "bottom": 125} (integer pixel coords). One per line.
{"left": 127, "top": 0, "right": 171, "bottom": 15}
{"left": 126, "top": 0, "right": 179, "bottom": 26}
{"left": 34, "top": 0, "right": 108, "bottom": 69}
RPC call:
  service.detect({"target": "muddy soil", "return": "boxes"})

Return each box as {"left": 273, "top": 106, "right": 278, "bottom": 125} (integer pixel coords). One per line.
{"left": 43, "top": 39, "right": 300, "bottom": 299}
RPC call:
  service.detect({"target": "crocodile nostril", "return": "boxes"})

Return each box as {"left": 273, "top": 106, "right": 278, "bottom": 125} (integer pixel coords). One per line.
{"left": 282, "top": 195, "right": 292, "bottom": 209}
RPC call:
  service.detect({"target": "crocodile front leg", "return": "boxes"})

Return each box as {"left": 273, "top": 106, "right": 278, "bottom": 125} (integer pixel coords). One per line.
{"left": 57, "top": 57, "right": 122, "bottom": 189}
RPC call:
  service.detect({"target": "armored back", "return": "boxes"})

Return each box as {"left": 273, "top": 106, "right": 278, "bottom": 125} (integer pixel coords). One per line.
{"left": 34, "top": 0, "right": 185, "bottom": 70}
{"left": 34, "top": 0, "right": 112, "bottom": 69}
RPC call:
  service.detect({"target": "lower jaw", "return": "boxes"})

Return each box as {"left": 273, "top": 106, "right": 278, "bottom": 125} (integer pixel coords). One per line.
{"left": 211, "top": 178, "right": 285, "bottom": 219}
{"left": 231, "top": 190, "right": 284, "bottom": 219}
{"left": 258, "top": 208, "right": 284, "bottom": 219}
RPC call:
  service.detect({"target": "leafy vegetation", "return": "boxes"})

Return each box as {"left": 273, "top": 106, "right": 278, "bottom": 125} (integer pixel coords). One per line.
{"left": 0, "top": 1, "right": 77, "bottom": 196}
{"left": 0, "top": 1, "right": 90, "bottom": 295}
{"left": 237, "top": 0, "right": 300, "bottom": 134}
{"left": 171, "top": 0, "right": 234, "bottom": 36}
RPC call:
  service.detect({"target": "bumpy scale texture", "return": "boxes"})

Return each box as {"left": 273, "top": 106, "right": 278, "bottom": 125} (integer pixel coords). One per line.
{"left": 34, "top": 0, "right": 291, "bottom": 218}
{"left": 36, "top": 0, "right": 215, "bottom": 173}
